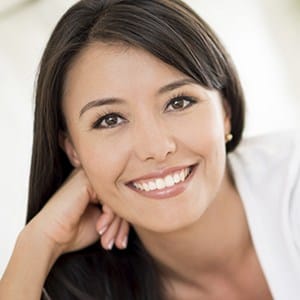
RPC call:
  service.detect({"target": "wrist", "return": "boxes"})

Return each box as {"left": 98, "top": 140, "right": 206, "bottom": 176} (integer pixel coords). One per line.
{"left": 0, "top": 222, "right": 62, "bottom": 299}
{"left": 20, "top": 220, "right": 63, "bottom": 268}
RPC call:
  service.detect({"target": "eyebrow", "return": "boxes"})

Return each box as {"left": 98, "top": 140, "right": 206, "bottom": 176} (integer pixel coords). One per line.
{"left": 157, "top": 78, "right": 197, "bottom": 95}
{"left": 79, "top": 98, "right": 124, "bottom": 118}
{"left": 79, "top": 78, "right": 197, "bottom": 118}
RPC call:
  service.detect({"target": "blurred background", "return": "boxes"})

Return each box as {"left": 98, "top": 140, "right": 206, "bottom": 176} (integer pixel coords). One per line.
{"left": 0, "top": 0, "right": 299, "bottom": 276}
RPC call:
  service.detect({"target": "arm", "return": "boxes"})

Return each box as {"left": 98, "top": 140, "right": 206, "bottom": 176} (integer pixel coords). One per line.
{"left": 0, "top": 223, "right": 61, "bottom": 300}
{"left": 0, "top": 168, "right": 129, "bottom": 300}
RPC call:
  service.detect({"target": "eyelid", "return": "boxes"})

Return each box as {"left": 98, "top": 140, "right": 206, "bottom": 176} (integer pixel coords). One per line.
{"left": 92, "top": 111, "right": 127, "bottom": 129}
{"left": 90, "top": 93, "right": 198, "bottom": 129}
{"left": 165, "top": 94, "right": 198, "bottom": 111}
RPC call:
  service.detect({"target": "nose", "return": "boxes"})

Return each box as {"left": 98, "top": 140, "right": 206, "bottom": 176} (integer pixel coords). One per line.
{"left": 132, "top": 115, "right": 176, "bottom": 162}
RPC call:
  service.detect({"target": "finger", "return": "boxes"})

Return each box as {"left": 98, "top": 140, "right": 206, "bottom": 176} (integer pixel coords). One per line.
{"left": 96, "top": 205, "right": 115, "bottom": 235}
{"left": 101, "top": 204, "right": 114, "bottom": 215}
{"left": 115, "top": 219, "right": 130, "bottom": 250}
{"left": 100, "top": 217, "right": 121, "bottom": 250}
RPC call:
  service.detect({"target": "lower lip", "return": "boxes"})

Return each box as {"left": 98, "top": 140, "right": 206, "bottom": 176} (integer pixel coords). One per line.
{"left": 127, "top": 164, "right": 198, "bottom": 200}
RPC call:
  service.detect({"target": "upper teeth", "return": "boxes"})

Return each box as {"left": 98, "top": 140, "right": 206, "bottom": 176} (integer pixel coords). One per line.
{"left": 132, "top": 167, "right": 191, "bottom": 192}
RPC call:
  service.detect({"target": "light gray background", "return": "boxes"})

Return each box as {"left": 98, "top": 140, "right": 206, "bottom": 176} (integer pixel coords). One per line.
{"left": 1, "top": 0, "right": 299, "bottom": 276}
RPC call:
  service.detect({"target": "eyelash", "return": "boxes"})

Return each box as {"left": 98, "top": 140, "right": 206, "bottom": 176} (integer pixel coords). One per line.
{"left": 92, "top": 93, "right": 198, "bottom": 129}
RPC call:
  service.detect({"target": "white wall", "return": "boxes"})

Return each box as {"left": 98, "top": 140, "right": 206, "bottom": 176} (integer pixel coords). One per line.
{"left": 0, "top": 0, "right": 299, "bottom": 276}
{"left": 192, "top": 0, "right": 300, "bottom": 134}
{"left": 0, "top": 0, "right": 76, "bottom": 276}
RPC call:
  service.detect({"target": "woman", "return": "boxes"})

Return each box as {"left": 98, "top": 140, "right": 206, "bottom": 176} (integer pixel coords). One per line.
{"left": 1, "top": 0, "right": 299, "bottom": 299}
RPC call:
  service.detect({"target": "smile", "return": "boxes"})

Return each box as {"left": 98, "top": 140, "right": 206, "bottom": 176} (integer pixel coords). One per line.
{"left": 127, "top": 164, "right": 197, "bottom": 199}
{"left": 133, "top": 166, "right": 192, "bottom": 191}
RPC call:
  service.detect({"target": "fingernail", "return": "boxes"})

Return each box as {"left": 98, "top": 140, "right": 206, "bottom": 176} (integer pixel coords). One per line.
{"left": 107, "top": 239, "right": 114, "bottom": 250}
{"left": 122, "top": 236, "right": 128, "bottom": 249}
{"left": 98, "top": 225, "right": 108, "bottom": 236}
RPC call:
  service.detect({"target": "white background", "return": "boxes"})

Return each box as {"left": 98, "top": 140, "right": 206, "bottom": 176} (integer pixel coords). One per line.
{"left": 0, "top": 0, "right": 299, "bottom": 276}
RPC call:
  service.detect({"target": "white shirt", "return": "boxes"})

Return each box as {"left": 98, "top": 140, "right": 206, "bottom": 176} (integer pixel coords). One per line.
{"left": 228, "top": 131, "right": 300, "bottom": 299}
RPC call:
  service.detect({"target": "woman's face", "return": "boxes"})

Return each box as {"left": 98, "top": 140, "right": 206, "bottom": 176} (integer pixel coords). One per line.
{"left": 62, "top": 42, "right": 231, "bottom": 233}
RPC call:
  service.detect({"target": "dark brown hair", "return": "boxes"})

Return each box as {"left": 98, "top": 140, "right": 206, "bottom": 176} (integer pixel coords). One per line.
{"left": 27, "top": 0, "right": 245, "bottom": 299}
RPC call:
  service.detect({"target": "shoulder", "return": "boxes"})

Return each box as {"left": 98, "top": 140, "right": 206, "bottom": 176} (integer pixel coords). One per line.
{"left": 229, "top": 131, "right": 300, "bottom": 295}
{"left": 229, "top": 130, "right": 300, "bottom": 268}
{"left": 228, "top": 129, "right": 300, "bottom": 234}
{"left": 231, "top": 130, "right": 300, "bottom": 162}
{"left": 228, "top": 130, "right": 300, "bottom": 179}
{"left": 228, "top": 130, "right": 300, "bottom": 201}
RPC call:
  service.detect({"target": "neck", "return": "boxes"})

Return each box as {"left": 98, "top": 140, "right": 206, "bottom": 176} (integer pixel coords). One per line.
{"left": 134, "top": 165, "right": 252, "bottom": 287}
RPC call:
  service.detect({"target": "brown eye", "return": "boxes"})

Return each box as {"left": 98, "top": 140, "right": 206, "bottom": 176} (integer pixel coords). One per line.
{"left": 170, "top": 99, "right": 186, "bottom": 109}
{"left": 93, "top": 113, "right": 126, "bottom": 129}
{"left": 166, "top": 96, "right": 197, "bottom": 112}
{"left": 104, "top": 115, "right": 119, "bottom": 126}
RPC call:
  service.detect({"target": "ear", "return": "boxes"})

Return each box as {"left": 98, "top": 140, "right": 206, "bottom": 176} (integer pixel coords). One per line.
{"left": 59, "top": 131, "right": 81, "bottom": 168}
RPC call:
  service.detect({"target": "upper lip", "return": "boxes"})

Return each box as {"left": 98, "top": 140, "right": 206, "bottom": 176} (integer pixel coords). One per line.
{"left": 128, "top": 164, "right": 196, "bottom": 183}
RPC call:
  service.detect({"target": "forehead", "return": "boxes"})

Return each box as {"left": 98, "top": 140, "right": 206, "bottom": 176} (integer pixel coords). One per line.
{"left": 65, "top": 42, "right": 185, "bottom": 89}
{"left": 62, "top": 42, "right": 187, "bottom": 108}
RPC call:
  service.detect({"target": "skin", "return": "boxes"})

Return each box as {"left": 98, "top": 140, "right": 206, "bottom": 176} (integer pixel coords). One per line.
{"left": 62, "top": 42, "right": 231, "bottom": 233}
{"left": 61, "top": 42, "right": 272, "bottom": 299}
{"left": 0, "top": 42, "right": 272, "bottom": 300}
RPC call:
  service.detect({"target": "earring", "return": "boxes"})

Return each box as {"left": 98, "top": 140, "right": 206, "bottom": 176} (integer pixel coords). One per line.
{"left": 225, "top": 133, "right": 233, "bottom": 142}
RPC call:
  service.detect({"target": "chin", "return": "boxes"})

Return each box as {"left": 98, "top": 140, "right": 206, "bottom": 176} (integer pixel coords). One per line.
{"left": 134, "top": 204, "right": 208, "bottom": 234}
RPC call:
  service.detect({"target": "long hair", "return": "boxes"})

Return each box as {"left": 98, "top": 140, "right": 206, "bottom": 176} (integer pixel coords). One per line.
{"left": 27, "top": 0, "right": 245, "bottom": 299}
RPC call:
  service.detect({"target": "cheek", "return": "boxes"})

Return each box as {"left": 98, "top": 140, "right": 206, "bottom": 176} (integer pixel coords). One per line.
{"left": 174, "top": 105, "right": 227, "bottom": 194}
{"left": 76, "top": 134, "right": 130, "bottom": 198}
{"left": 172, "top": 104, "right": 226, "bottom": 156}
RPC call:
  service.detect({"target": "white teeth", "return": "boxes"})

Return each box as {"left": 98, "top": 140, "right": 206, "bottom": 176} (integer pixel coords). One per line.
{"left": 165, "top": 175, "right": 175, "bottom": 187}
{"left": 173, "top": 173, "right": 180, "bottom": 183}
{"left": 179, "top": 170, "right": 185, "bottom": 181}
{"left": 132, "top": 167, "right": 192, "bottom": 192}
{"left": 156, "top": 178, "right": 165, "bottom": 190}
{"left": 142, "top": 182, "right": 150, "bottom": 191}
{"left": 135, "top": 183, "right": 143, "bottom": 190}
{"left": 184, "top": 168, "right": 188, "bottom": 178}
{"left": 149, "top": 181, "right": 156, "bottom": 190}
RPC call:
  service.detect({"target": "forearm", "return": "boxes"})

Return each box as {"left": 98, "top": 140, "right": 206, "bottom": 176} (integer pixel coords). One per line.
{"left": 0, "top": 224, "right": 61, "bottom": 300}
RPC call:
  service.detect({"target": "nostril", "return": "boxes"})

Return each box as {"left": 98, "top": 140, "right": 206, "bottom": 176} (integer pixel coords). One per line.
{"left": 132, "top": 121, "right": 177, "bottom": 162}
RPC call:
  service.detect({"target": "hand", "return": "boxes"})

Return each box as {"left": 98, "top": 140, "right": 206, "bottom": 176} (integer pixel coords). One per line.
{"left": 97, "top": 204, "right": 129, "bottom": 250}
{"left": 28, "top": 168, "right": 129, "bottom": 255}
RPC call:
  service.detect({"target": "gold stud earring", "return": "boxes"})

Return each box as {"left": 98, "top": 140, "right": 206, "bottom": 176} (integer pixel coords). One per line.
{"left": 225, "top": 133, "right": 233, "bottom": 142}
